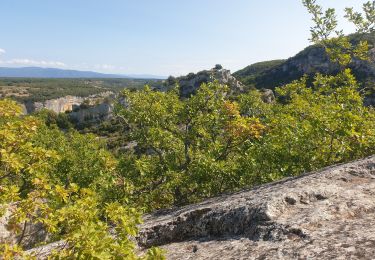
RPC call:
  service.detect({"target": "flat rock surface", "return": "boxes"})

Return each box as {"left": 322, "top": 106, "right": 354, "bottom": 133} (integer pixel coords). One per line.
{"left": 137, "top": 156, "right": 375, "bottom": 259}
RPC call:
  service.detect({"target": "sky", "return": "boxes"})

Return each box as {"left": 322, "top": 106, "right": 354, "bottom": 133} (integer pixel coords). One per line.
{"left": 0, "top": 0, "right": 365, "bottom": 77}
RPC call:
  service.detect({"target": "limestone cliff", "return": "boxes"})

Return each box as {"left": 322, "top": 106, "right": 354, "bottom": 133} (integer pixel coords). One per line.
{"left": 69, "top": 102, "right": 113, "bottom": 124}
{"left": 23, "top": 91, "right": 114, "bottom": 114}
{"left": 23, "top": 95, "right": 84, "bottom": 114}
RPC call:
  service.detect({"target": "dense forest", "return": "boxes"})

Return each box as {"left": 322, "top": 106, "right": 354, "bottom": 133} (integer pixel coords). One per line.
{"left": 1, "top": 0, "right": 375, "bottom": 259}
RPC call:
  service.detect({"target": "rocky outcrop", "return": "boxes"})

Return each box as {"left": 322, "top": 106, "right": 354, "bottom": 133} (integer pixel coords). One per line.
{"left": 137, "top": 156, "right": 375, "bottom": 259}
{"left": 24, "top": 96, "right": 84, "bottom": 114}
{"left": 24, "top": 156, "right": 375, "bottom": 259}
{"left": 259, "top": 89, "right": 275, "bottom": 103}
{"left": 159, "top": 65, "right": 245, "bottom": 97}
{"left": 23, "top": 91, "right": 114, "bottom": 114}
{"left": 234, "top": 33, "right": 375, "bottom": 106}
{"left": 69, "top": 102, "right": 113, "bottom": 124}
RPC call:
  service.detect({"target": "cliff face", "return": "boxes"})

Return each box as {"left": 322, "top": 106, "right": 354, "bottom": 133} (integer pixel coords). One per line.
{"left": 137, "top": 156, "right": 375, "bottom": 259}
{"left": 246, "top": 45, "right": 375, "bottom": 90}
{"left": 23, "top": 91, "right": 114, "bottom": 114}
{"left": 23, "top": 96, "right": 84, "bottom": 114}
{"left": 19, "top": 92, "right": 115, "bottom": 126}
{"left": 23, "top": 156, "right": 375, "bottom": 259}
{"left": 69, "top": 102, "right": 113, "bottom": 124}
{"left": 234, "top": 34, "right": 375, "bottom": 106}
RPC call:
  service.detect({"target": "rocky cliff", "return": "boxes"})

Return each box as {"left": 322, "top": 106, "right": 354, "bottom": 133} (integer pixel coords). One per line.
{"left": 69, "top": 102, "right": 113, "bottom": 124}
{"left": 158, "top": 65, "right": 245, "bottom": 97}
{"left": 23, "top": 95, "right": 85, "bottom": 114}
{"left": 22, "top": 91, "right": 114, "bottom": 114}
{"left": 21, "top": 155, "right": 375, "bottom": 259}
{"left": 234, "top": 33, "right": 375, "bottom": 106}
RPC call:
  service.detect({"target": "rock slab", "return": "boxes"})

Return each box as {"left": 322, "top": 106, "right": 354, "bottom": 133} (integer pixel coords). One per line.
{"left": 138, "top": 156, "right": 375, "bottom": 259}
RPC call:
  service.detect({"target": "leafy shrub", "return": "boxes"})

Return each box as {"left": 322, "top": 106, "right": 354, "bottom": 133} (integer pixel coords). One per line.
{"left": 0, "top": 99, "right": 164, "bottom": 259}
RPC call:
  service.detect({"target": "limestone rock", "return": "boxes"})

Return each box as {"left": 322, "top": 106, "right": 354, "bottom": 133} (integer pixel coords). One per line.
{"left": 234, "top": 40, "right": 375, "bottom": 106}
{"left": 0, "top": 205, "right": 49, "bottom": 250}
{"left": 23, "top": 91, "right": 114, "bottom": 114}
{"left": 69, "top": 102, "right": 113, "bottom": 124}
{"left": 23, "top": 96, "right": 84, "bottom": 114}
{"left": 159, "top": 66, "right": 245, "bottom": 97}
{"left": 137, "top": 156, "right": 375, "bottom": 259}
{"left": 259, "top": 89, "right": 275, "bottom": 103}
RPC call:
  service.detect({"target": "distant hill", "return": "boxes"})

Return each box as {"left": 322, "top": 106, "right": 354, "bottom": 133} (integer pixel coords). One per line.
{"left": 234, "top": 33, "right": 375, "bottom": 106}
{"left": 233, "top": 60, "right": 285, "bottom": 86}
{"left": 0, "top": 67, "right": 165, "bottom": 79}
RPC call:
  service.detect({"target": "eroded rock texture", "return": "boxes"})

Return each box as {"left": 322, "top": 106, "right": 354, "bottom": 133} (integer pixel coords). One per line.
{"left": 138, "top": 156, "right": 375, "bottom": 259}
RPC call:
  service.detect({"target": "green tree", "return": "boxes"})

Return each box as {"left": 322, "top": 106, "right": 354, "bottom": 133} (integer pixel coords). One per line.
{"left": 115, "top": 83, "right": 264, "bottom": 210}
{"left": 235, "top": 0, "right": 375, "bottom": 184}
{"left": 0, "top": 99, "right": 164, "bottom": 259}
{"left": 238, "top": 70, "right": 375, "bottom": 184}
{"left": 113, "top": 1, "right": 375, "bottom": 211}
{"left": 302, "top": 0, "right": 370, "bottom": 67}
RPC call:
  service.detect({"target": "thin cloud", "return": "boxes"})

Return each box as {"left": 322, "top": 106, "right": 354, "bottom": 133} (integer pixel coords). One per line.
{"left": 0, "top": 48, "right": 5, "bottom": 55}
{"left": 0, "top": 58, "right": 66, "bottom": 67}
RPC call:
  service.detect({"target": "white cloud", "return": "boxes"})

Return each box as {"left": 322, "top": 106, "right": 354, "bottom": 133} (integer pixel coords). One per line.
{"left": 0, "top": 58, "right": 66, "bottom": 67}
{"left": 0, "top": 49, "right": 66, "bottom": 68}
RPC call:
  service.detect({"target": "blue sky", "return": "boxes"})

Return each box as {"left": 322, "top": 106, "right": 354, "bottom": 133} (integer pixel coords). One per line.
{"left": 0, "top": 0, "right": 364, "bottom": 76}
